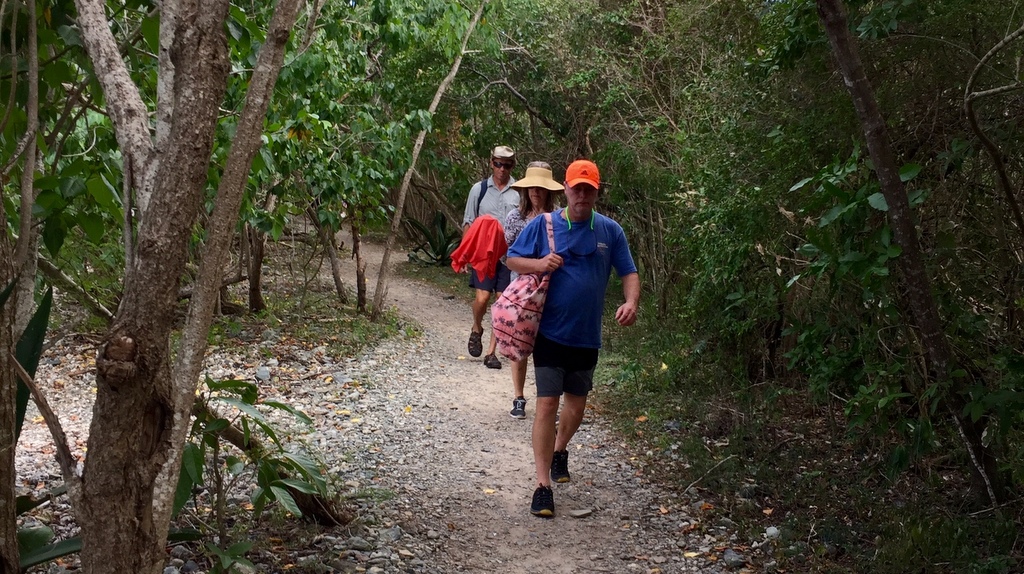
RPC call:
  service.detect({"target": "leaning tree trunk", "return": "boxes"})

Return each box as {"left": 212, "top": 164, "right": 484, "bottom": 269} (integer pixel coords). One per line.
{"left": 370, "top": 0, "right": 488, "bottom": 320}
{"left": 816, "top": 0, "right": 1002, "bottom": 505}
{"left": 307, "top": 206, "right": 349, "bottom": 305}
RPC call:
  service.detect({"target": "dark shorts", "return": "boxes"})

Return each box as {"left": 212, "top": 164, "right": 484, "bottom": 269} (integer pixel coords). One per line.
{"left": 468, "top": 261, "right": 511, "bottom": 293}
{"left": 533, "top": 333, "right": 599, "bottom": 397}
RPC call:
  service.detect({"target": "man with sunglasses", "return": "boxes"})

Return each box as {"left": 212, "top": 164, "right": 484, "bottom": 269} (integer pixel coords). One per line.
{"left": 461, "top": 145, "right": 520, "bottom": 368}
{"left": 506, "top": 159, "right": 640, "bottom": 518}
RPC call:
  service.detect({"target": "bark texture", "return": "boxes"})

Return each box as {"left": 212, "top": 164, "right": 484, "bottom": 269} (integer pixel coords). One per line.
{"left": 816, "top": 0, "right": 1001, "bottom": 504}
{"left": 77, "top": 1, "right": 233, "bottom": 571}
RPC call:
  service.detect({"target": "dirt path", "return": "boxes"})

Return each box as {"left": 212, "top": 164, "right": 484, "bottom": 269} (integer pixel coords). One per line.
{"left": 352, "top": 240, "right": 734, "bottom": 573}
{"left": 17, "top": 237, "right": 745, "bottom": 574}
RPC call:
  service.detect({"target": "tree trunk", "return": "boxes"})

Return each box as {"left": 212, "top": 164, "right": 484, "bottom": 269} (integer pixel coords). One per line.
{"left": 816, "top": 0, "right": 1002, "bottom": 504}
{"left": 307, "top": 206, "right": 349, "bottom": 305}
{"left": 77, "top": 0, "right": 306, "bottom": 568}
{"left": 76, "top": 2, "right": 233, "bottom": 572}
{"left": 0, "top": 196, "right": 19, "bottom": 574}
{"left": 352, "top": 223, "right": 367, "bottom": 313}
{"left": 248, "top": 224, "right": 267, "bottom": 313}
{"left": 370, "top": 0, "right": 488, "bottom": 320}
{"left": 0, "top": 257, "right": 17, "bottom": 574}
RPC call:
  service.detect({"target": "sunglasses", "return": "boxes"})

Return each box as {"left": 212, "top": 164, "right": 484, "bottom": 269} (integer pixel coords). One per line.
{"left": 492, "top": 160, "right": 515, "bottom": 170}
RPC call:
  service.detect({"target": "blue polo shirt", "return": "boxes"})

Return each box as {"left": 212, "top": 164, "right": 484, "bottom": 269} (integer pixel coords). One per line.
{"left": 507, "top": 209, "right": 637, "bottom": 349}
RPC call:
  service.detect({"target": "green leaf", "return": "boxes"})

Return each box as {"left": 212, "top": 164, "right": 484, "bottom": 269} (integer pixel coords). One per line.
{"left": 225, "top": 455, "right": 245, "bottom": 474}
{"left": 42, "top": 217, "right": 68, "bottom": 257}
{"left": 78, "top": 213, "right": 106, "bottom": 244}
{"left": 227, "top": 541, "right": 254, "bottom": 555}
{"left": 56, "top": 25, "right": 82, "bottom": 47}
{"left": 202, "top": 418, "right": 230, "bottom": 434}
{"left": 262, "top": 400, "right": 313, "bottom": 424}
{"left": 172, "top": 467, "right": 194, "bottom": 517}
{"left": 19, "top": 536, "right": 80, "bottom": 570}
{"left": 141, "top": 15, "right": 160, "bottom": 54}
{"left": 182, "top": 442, "right": 204, "bottom": 484}
{"left": 867, "top": 192, "right": 888, "bottom": 211}
{"left": 275, "top": 478, "right": 320, "bottom": 495}
{"left": 0, "top": 278, "right": 16, "bottom": 308}
{"left": 899, "top": 163, "right": 922, "bottom": 182}
{"left": 270, "top": 485, "right": 302, "bottom": 516}
{"left": 17, "top": 526, "right": 54, "bottom": 553}
{"left": 280, "top": 451, "right": 327, "bottom": 490}
{"left": 87, "top": 174, "right": 122, "bottom": 215}
{"left": 789, "top": 176, "right": 813, "bottom": 191}
{"left": 15, "top": 288, "right": 52, "bottom": 440}
{"left": 215, "top": 396, "right": 269, "bottom": 424}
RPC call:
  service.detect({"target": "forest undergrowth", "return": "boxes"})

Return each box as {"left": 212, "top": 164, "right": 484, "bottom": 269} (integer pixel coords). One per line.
{"left": 593, "top": 323, "right": 1023, "bottom": 574}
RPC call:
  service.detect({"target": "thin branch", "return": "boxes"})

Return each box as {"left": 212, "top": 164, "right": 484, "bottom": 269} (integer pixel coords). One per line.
{"left": 963, "top": 20, "right": 1024, "bottom": 244}
{"left": 685, "top": 455, "right": 737, "bottom": 493}
{"left": 10, "top": 353, "right": 81, "bottom": 492}
{"left": 36, "top": 258, "right": 115, "bottom": 323}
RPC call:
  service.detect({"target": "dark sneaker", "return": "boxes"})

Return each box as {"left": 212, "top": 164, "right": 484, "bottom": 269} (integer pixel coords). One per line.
{"left": 510, "top": 397, "right": 527, "bottom": 419}
{"left": 483, "top": 353, "right": 501, "bottom": 369}
{"left": 468, "top": 329, "right": 483, "bottom": 357}
{"left": 530, "top": 485, "right": 554, "bottom": 517}
{"left": 550, "top": 450, "right": 570, "bottom": 483}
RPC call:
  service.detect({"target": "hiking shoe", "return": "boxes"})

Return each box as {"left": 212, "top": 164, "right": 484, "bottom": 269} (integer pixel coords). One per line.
{"left": 550, "top": 450, "right": 570, "bottom": 483}
{"left": 483, "top": 353, "right": 501, "bottom": 369}
{"left": 530, "top": 485, "right": 554, "bottom": 517}
{"left": 510, "top": 397, "right": 527, "bottom": 419}
{"left": 468, "top": 329, "right": 483, "bottom": 357}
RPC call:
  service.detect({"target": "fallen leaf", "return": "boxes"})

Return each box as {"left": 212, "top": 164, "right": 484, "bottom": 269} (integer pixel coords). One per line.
{"left": 635, "top": 415, "right": 648, "bottom": 422}
{"left": 659, "top": 506, "right": 670, "bottom": 514}
{"left": 700, "top": 502, "right": 715, "bottom": 511}
{"left": 404, "top": 405, "right": 412, "bottom": 414}
{"left": 763, "top": 507, "right": 774, "bottom": 516}
{"left": 661, "top": 362, "right": 668, "bottom": 371}
{"left": 483, "top": 489, "right": 496, "bottom": 494}
{"left": 684, "top": 551, "right": 701, "bottom": 558}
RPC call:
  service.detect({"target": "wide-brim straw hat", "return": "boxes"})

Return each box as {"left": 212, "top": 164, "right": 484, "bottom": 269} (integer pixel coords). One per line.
{"left": 510, "top": 166, "right": 563, "bottom": 192}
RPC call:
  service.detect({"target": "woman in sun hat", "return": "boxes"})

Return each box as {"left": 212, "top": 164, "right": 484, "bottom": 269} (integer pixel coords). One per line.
{"left": 501, "top": 161, "right": 562, "bottom": 419}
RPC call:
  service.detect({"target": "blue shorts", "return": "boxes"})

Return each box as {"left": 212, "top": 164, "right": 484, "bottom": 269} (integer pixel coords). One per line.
{"left": 533, "top": 333, "right": 599, "bottom": 397}
{"left": 469, "top": 261, "right": 511, "bottom": 293}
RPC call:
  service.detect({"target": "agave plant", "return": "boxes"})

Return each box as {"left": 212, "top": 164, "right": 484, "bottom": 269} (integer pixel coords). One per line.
{"left": 407, "top": 211, "right": 461, "bottom": 266}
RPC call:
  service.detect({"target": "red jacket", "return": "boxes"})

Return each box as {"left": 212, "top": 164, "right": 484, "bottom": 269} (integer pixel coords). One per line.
{"left": 451, "top": 215, "right": 508, "bottom": 281}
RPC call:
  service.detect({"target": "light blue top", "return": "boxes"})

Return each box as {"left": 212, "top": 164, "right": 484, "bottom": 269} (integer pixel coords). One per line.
{"left": 463, "top": 176, "right": 519, "bottom": 227}
{"left": 507, "top": 209, "right": 637, "bottom": 349}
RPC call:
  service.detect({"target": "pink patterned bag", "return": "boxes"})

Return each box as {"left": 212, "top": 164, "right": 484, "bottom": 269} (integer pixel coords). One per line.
{"left": 491, "top": 213, "right": 556, "bottom": 361}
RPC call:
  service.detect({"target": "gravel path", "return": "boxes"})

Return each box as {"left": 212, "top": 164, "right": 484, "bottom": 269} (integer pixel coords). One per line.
{"left": 17, "top": 240, "right": 759, "bottom": 574}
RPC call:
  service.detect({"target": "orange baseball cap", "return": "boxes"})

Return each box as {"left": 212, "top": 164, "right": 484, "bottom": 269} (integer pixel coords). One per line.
{"left": 565, "top": 159, "right": 600, "bottom": 189}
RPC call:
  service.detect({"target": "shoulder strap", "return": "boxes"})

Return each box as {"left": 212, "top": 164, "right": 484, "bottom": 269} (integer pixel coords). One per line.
{"left": 476, "top": 177, "right": 489, "bottom": 214}
{"left": 544, "top": 212, "right": 555, "bottom": 252}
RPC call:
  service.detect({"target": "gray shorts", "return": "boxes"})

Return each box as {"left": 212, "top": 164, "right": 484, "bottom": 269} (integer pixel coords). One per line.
{"left": 535, "top": 366, "right": 595, "bottom": 398}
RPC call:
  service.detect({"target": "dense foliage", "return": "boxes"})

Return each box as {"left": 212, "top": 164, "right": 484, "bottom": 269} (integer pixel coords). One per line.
{"left": 3, "top": 0, "right": 1022, "bottom": 570}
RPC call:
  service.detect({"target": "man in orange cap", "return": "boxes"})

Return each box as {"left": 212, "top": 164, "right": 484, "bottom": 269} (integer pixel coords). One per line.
{"left": 462, "top": 145, "right": 520, "bottom": 368}
{"left": 507, "top": 158, "right": 641, "bottom": 518}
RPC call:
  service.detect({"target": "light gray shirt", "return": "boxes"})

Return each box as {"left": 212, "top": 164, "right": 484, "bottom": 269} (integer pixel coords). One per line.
{"left": 463, "top": 176, "right": 519, "bottom": 228}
